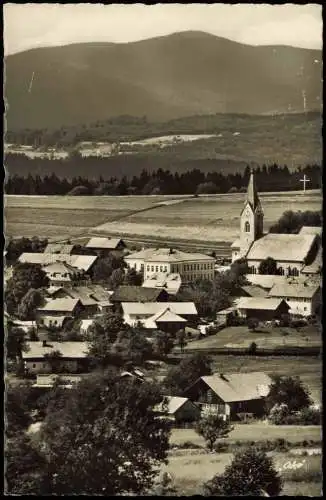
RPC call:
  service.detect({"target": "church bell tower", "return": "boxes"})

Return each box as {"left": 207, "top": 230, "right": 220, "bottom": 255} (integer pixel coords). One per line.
{"left": 239, "top": 169, "right": 264, "bottom": 255}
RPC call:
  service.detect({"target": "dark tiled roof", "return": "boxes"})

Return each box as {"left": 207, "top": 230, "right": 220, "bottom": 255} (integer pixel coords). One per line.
{"left": 111, "top": 286, "right": 166, "bottom": 303}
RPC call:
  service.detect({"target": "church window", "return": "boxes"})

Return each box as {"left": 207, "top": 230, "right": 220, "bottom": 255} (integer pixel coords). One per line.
{"left": 245, "top": 221, "right": 250, "bottom": 232}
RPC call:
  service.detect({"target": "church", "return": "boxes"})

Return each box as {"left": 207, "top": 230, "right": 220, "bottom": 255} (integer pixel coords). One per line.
{"left": 231, "top": 170, "right": 322, "bottom": 278}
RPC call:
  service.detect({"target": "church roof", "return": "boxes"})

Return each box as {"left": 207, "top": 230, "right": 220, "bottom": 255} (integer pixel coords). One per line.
{"left": 246, "top": 233, "right": 316, "bottom": 263}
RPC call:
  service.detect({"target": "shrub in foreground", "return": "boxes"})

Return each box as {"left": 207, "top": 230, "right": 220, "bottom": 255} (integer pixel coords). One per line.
{"left": 204, "top": 447, "right": 283, "bottom": 496}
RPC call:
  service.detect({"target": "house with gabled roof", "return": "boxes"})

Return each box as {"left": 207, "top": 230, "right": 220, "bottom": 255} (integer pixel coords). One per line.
{"left": 111, "top": 285, "right": 169, "bottom": 305}
{"left": 144, "top": 307, "right": 187, "bottom": 333}
{"left": 235, "top": 297, "right": 290, "bottom": 321}
{"left": 153, "top": 396, "right": 200, "bottom": 424}
{"left": 122, "top": 302, "right": 197, "bottom": 328}
{"left": 36, "top": 298, "right": 84, "bottom": 330}
{"left": 85, "top": 237, "right": 126, "bottom": 256}
{"left": 184, "top": 372, "right": 272, "bottom": 420}
{"left": 22, "top": 341, "right": 89, "bottom": 374}
{"left": 44, "top": 243, "right": 76, "bottom": 255}
{"left": 268, "top": 282, "right": 321, "bottom": 317}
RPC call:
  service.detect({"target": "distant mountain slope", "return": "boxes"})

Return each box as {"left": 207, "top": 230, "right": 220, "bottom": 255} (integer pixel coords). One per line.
{"left": 5, "top": 31, "right": 322, "bottom": 130}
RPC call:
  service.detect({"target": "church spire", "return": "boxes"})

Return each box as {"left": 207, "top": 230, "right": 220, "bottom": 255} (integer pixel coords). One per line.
{"left": 246, "top": 168, "right": 259, "bottom": 211}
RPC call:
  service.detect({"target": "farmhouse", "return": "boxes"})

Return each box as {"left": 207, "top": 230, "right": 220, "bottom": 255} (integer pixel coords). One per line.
{"left": 184, "top": 372, "right": 272, "bottom": 420}
{"left": 231, "top": 170, "right": 322, "bottom": 278}
{"left": 268, "top": 283, "right": 321, "bottom": 317}
{"left": 36, "top": 298, "right": 84, "bottom": 329}
{"left": 22, "top": 341, "right": 89, "bottom": 374}
{"left": 18, "top": 253, "right": 97, "bottom": 273}
{"left": 125, "top": 247, "right": 215, "bottom": 282}
{"left": 143, "top": 307, "right": 188, "bottom": 333}
{"left": 154, "top": 396, "right": 200, "bottom": 424}
{"left": 43, "top": 262, "right": 86, "bottom": 287}
{"left": 235, "top": 297, "right": 290, "bottom": 321}
{"left": 111, "top": 285, "right": 169, "bottom": 305}
{"left": 48, "top": 285, "right": 113, "bottom": 315}
{"left": 85, "top": 237, "right": 126, "bottom": 256}
{"left": 121, "top": 302, "right": 198, "bottom": 328}
{"left": 44, "top": 243, "right": 76, "bottom": 255}
{"left": 142, "top": 273, "right": 182, "bottom": 295}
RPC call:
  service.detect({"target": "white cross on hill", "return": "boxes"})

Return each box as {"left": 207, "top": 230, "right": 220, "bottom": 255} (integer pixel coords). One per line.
{"left": 300, "top": 174, "right": 310, "bottom": 192}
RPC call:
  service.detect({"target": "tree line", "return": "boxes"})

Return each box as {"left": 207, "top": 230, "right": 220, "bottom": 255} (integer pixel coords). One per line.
{"left": 5, "top": 163, "right": 322, "bottom": 195}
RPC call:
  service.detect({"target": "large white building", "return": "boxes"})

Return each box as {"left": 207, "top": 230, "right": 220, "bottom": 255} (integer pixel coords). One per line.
{"left": 125, "top": 248, "right": 215, "bottom": 282}
{"left": 231, "top": 170, "right": 322, "bottom": 278}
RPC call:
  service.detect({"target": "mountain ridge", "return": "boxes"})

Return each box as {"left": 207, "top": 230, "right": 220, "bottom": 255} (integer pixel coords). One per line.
{"left": 5, "top": 31, "right": 322, "bottom": 130}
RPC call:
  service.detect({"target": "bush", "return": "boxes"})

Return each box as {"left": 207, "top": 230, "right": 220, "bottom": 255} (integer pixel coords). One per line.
{"left": 203, "top": 447, "right": 283, "bottom": 496}
{"left": 247, "top": 317, "right": 259, "bottom": 332}
{"left": 247, "top": 341, "right": 258, "bottom": 354}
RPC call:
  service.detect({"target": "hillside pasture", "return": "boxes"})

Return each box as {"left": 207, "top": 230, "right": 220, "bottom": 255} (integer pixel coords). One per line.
{"left": 186, "top": 325, "right": 322, "bottom": 350}
{"left": 5, "top": 190, "right": 322, "bottom": 244}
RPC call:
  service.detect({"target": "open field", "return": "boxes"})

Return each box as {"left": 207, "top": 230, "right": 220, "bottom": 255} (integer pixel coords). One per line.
{"left": 170, "top": 424, "right": 322, "bottom": 448}
{"left": 185, "top": 325, "right": 322, "bottom": 350}
{"left": 162, "top": 447, "right": 322, "bottom": 496}
{"left": 5, "top": 190, "right": 321, "bottom": 247}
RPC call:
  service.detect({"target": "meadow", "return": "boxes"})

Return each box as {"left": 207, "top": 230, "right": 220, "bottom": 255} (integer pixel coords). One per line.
{"left": 5, "top": 190, "right": 322, "bottom": 246}
{"left": 186, "top": 325, "right": 322, "bottom": 350}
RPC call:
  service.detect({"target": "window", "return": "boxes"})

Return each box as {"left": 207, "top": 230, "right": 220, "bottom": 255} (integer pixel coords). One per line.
{"left": 164, "top": 266, "right": 167, "bottom": 272}
{"left": 160, "top": 266, "right": 163, "bottom": 272}
{"left": 278, "top": 267, "right": 284, "bottom": 276}
{"left": 151, "top": 266, "right": 154, "bottom": 272}
{"left": 43, "top": 363, "right": 46, "bottom": 368}
{"left": 304, "top": 307, "right": 307, "bottom": 311}
{"left": 156, "top": 266, "right": 159, "bottom": 272}
{"left": 141, "top": 264, "right": 144, "bottom": 271}
{"left": 292, "top": 267, "right": 299, "bottom": 277}
{"left": 32, "top": 364, "right": 36, "bottom": 368}
{"left": 147, "top": 265, "right": 150, "bottom": 271}
{"left": 245, "top": 221, "right": 250, "bottom": 232}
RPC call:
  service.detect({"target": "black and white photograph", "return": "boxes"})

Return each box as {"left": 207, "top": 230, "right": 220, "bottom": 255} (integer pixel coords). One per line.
{"left": 3, "top": 3, "right": 322, "bottom": 496}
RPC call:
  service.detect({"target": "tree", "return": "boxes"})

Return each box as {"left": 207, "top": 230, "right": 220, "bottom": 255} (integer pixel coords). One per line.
{"left": 163, "top": 353, "right": 212, "bottom": 396}
{"left": 176, "top": 329, "right": 187, "bottom": 353}
{"left": 153, "top": 331, "right": 174, "bottom": 358}
{"left": 247, "top": 317, "right": 259, "bottom": 332}
{"left": 196, "top": 182, "right": 218, "bottom": 194}
{"left": 265, "top": 375, "right": 312, "bottom": 414}
{"left": 43, "top": 350, "right": 63, "bottom": 373}
{"left": 6, "top": 322, "right": 27, "bottom": 360}
{"left": 109, "top": 268, "right": 126, "bottom": 289}
{"left": 40, "top": 369, "right": 171, "bottom": 495}
{"left": 5, "top": 385, "right": 33, "bottom": 438}
{"left": 5, "top": 263, "right": 49, "bottom": 314}
{"left": 111, "top": 327, "right": 154, "bottom": 366}
{"left": 195, "top": 413, "right": 232, "bottom": 451}
{"left": 5, "top": 433, "right": 48, "bottom": 495}
{"left": 86, "top": 313, "right": 127, "bottom": 366}
{"left": 124, "top": 267, "right": 143, "bottom": 286}
{"left": 91, "top": 254, "right": 125, "bottom": 282}
{"left": 269, "top": 210, "right": 321, "bottom": 234}
{"left": 17, "top": 288, "right": 44, "bottom": 320}
{"left": 258, "top": 257, "right": 278, "bottom": 275}
{"left": 204, "top": 447, "right": 283, "bottom": 496}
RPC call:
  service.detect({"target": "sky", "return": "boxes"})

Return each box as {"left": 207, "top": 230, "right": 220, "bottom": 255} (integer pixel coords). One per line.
{"left": 4, "top": 3, "right": 323, "bottom": 56}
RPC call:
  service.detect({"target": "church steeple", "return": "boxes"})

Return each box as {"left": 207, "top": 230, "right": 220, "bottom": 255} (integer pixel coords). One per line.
{"left": 246, "top": 168, "right": 260, "bottom": 211}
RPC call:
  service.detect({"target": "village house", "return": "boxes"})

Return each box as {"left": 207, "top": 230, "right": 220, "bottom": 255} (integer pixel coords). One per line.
{"left": 121, "top": 302, "right": 198, "bottom": 329}
{"left": 153, "top": 396, "right": 201, "bottom": 425}
{"left": 125, "top": 247, "right": 215, "bottom": 282}
{"left": 85, "top": 237, "right": 126, "bottom": 256}
{"left": 18, "top": 253, "right": 98, "bottom": 276}
{"left": 46, "top": 285, "right": 113, "bottom": 316}
{"left": 142, "top": 273, "right": 182, "bottom": 295}
{"left": 110, "top": 285, "right": 169, "bottom": 309}
{"left": 43, "top": 243, "right": 76, "bottom": 255}
{"left": 231, "top": 170, "right": 322, "bottom": 278}
{"left": 184, "top": 372, "right": 272, "bottom": 420}
{"left": 142, "top": 307, "right": 188, "bottom": 333}
{"left": 43, "top": 261, "right": 87, "bottom": 287}
{"left": 22, "top": 341, "right": 89, "bottom": 374}
{"left": 235, "top": 297, "right": 290, "bottom": 321}
{"left": 36, "top": 298, "right": 85, "bottom": 329}
{"left": 32, "top": 373, "right": 83, "bottom": 389}
{"left": 268, "top": 282, "right": 321, "bottom": 317}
